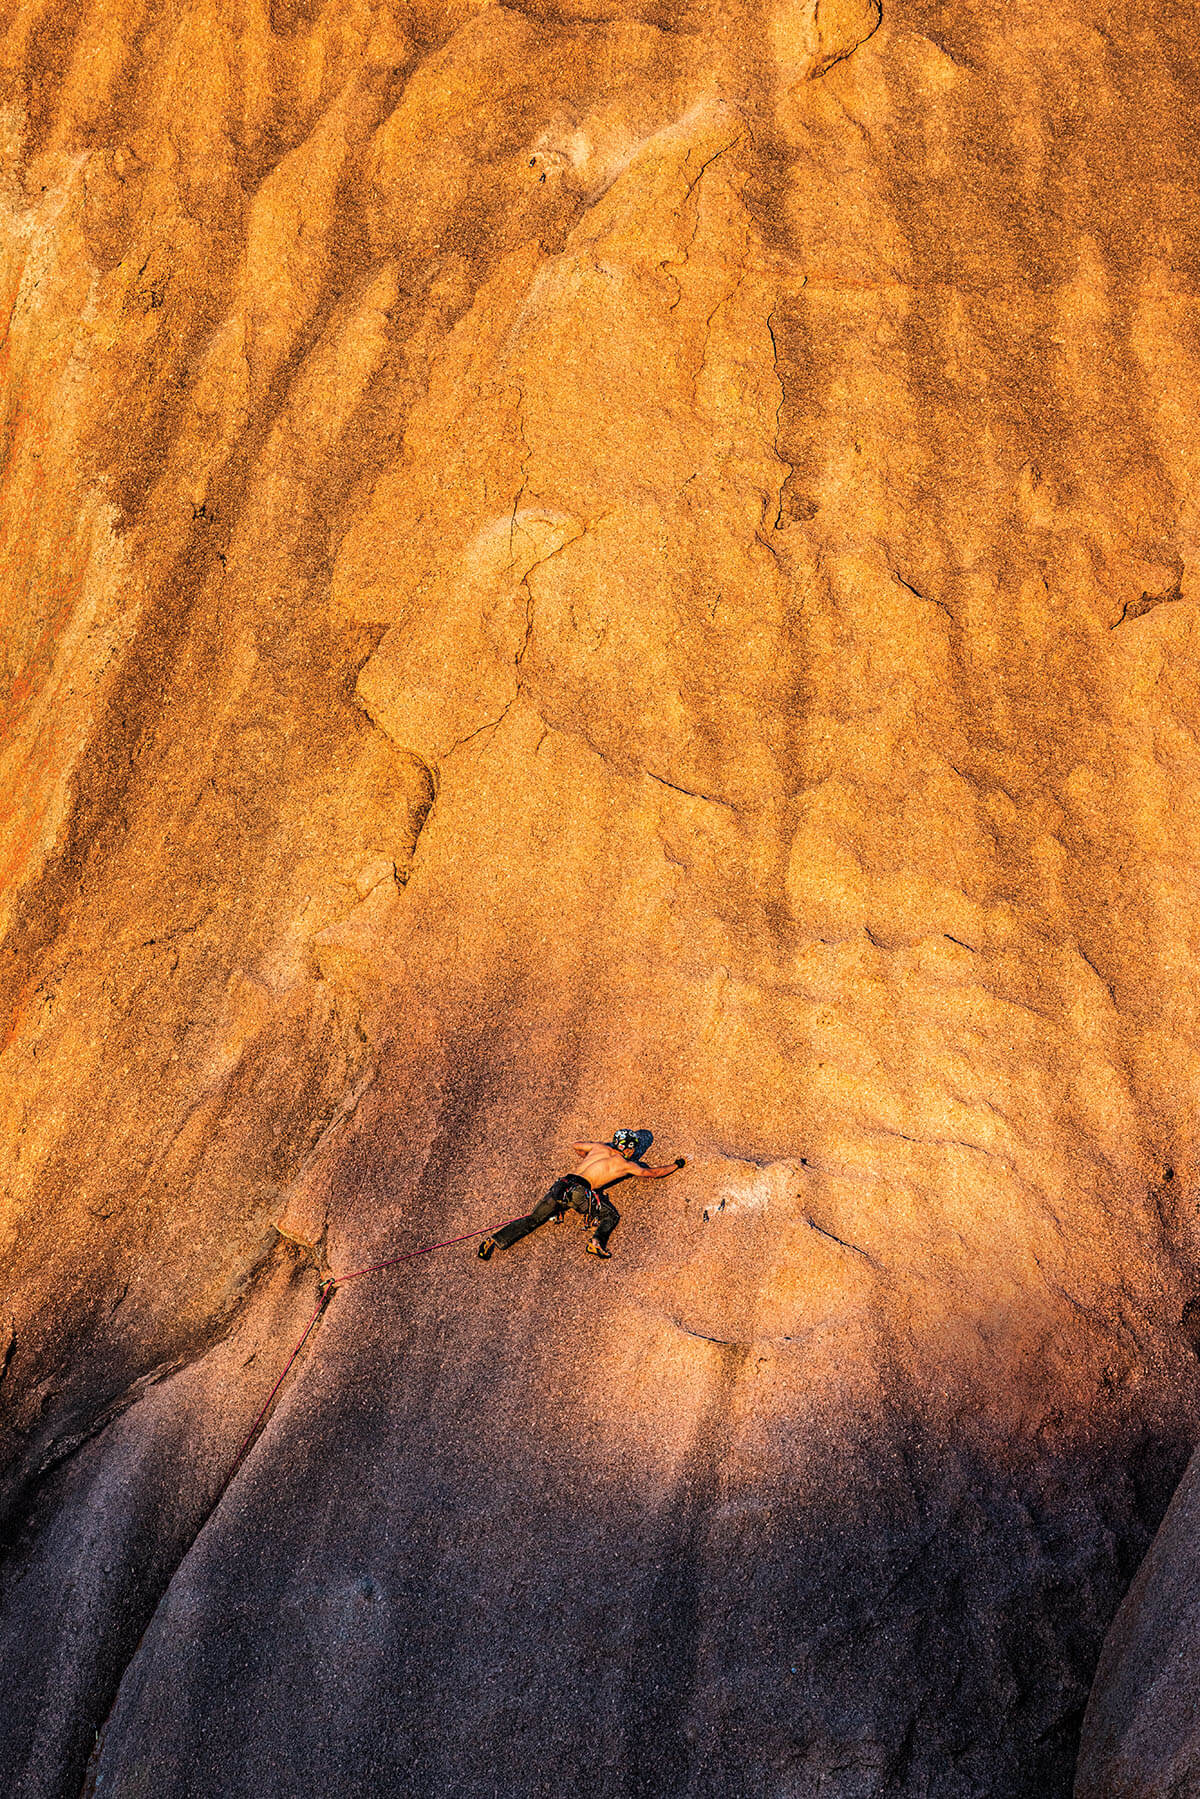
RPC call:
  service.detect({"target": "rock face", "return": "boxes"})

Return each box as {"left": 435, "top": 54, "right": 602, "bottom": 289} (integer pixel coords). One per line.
{"left": 1076, "top": 1443, "right": 1200, "bottom": 1798}
{"left": 3, "top": 1, "right": 1200, "bottom": 1795}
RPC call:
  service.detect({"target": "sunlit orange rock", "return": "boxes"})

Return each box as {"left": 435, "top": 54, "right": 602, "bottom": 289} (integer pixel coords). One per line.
{"left": 3, "top": 1, "right": 1200, "bottom": 1795}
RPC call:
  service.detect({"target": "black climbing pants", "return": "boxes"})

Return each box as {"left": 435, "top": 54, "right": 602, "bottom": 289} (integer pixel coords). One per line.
{"left": 492, "top": 1176, "right": 620, "bottom": 1251}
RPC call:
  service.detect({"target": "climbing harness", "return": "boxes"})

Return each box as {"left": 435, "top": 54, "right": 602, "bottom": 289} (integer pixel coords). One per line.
{"left": 561, "top": 1173, "right": 597, "bottom": 1228}
{"left": 231, "top": 1218, "right": 509, "bottom": 1478}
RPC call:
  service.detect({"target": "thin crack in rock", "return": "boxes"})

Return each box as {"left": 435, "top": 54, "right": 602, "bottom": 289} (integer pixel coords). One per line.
{"left": 893, "top": 568, "right": 957, "bottom": 624}
{"left": 644, "top": 769, "right": 738, "bottom": 811}
{"left": 671, "top": 1317, "right": 742, "bottom": 1348}
{"left": 766, "top": 307, "right": 791, "bottom": 529}
{"left": 661, "top": 133, "right": 744, "bottom": 310}
{"left": 805, "top": 1214, "right": 884, "bottom": 1269}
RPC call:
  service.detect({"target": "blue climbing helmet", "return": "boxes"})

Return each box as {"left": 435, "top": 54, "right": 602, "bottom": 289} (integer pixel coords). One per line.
{"left": 612, "top": 1128, "right": 653, "bottom": 1159}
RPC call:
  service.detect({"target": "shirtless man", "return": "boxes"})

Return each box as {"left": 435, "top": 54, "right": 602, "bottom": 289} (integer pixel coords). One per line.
{"left": 477, "top": 1130, "right": 685, "bottom": 1261}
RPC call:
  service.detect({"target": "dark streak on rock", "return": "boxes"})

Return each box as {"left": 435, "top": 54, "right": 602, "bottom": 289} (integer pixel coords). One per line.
{"left": 620, "top": 1334, "right": 748, "bottom": 1794}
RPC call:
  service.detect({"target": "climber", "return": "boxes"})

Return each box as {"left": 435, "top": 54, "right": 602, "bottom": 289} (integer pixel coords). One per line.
{"left": 477, "top": 1130, "right": 686, "bottom": 1261}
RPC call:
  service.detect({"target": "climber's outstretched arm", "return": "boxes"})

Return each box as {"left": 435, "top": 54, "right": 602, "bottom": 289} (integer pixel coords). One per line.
{"left": 631, "top": 1158, "right": 686, "bottom": 1177}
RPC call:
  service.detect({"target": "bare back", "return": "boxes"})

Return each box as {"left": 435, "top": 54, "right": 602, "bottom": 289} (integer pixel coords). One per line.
{"left": 569, "top": 1140, "right": 680, "bottom": 1188}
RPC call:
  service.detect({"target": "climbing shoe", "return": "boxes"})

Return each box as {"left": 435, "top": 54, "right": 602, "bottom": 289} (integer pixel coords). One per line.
{"left": 478, "top": 1237, "right": 497, "bottom": 1260}
{"left": 585, "top": 1239, "right": 612, "bottom": 1259}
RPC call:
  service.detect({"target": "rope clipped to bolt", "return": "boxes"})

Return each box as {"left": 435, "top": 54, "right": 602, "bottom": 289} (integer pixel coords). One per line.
{"left": 230, "top": 1219, "right": 509, "bottom": 1477}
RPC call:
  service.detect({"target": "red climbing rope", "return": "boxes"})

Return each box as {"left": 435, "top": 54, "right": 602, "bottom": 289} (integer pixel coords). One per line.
{"left": 230, "top": 1218, "right": 507, "bottom": 1476}
{"left": 330, "top": 1223, "right": 501, "bottom": 1286}
{"left": 230, "top": 1290, "right": 331, "bottom": 1475}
